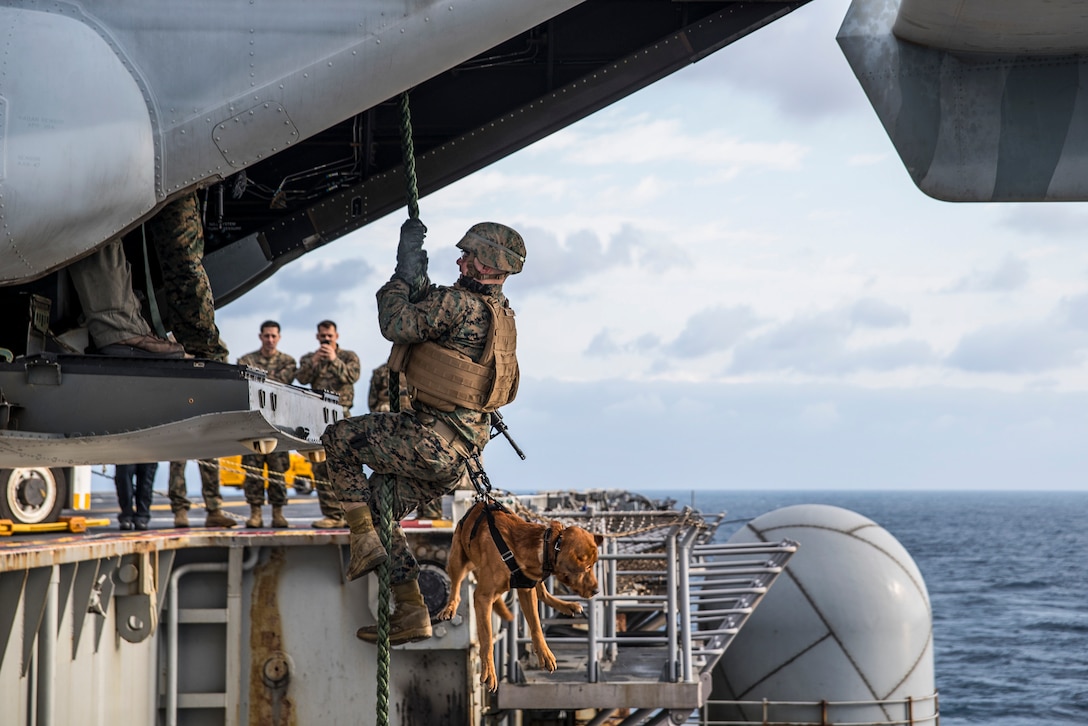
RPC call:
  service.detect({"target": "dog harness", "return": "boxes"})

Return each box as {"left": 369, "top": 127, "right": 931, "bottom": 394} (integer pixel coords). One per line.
{"left": 468, "top": 501, "right": 561, "bottom": 590}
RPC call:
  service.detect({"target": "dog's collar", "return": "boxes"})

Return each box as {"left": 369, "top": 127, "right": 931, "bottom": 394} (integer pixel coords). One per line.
{"left": 541, "top": 526, "right": 562, "bottom": 577}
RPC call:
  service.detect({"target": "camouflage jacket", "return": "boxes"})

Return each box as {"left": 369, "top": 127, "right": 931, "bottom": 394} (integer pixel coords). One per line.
{"left": 297, "top": 346, "right": 361, "bottom": 410}
{"left": 368, "top": 364, "right": 391, "bottom": 412}
{"left": 377, "top": 276, "right": 515, "bottom": 449}
{"left": 237, "top": 350, "right": 297, "bottom": 385}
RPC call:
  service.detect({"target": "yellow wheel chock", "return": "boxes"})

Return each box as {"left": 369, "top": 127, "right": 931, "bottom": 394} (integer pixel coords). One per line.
{"left": 0, "top": 516, "right": 112, "bottom": 536}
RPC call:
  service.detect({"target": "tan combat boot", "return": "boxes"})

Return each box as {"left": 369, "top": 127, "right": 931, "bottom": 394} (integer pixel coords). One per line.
{"left": 245, "top": 505, "right": 263, "bottom": 528}
{"left": 205, "top": 509, "right": 237, "bottom": 528}
{"left": 311, "top": 514, "right": 347, "bottom": 529}
{"left": 356, "top": 580, "right": 433, "bottom": 645}
{"left": 345, "top": 505, "right": 387, "bottom": 581}
{"left": 271, "top": 506, "right": 289, "bottom": 529}
{"left": 173, "top": 509, "right": 190, "bottom": 528}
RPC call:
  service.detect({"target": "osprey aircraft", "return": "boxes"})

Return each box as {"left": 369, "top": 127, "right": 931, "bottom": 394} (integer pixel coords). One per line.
{"left": 1, "top": 0, "right": 1085, "bottom": 472}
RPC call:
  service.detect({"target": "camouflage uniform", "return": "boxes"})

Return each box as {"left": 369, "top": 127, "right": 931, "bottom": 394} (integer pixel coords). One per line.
{"left": 146, "top": 192, "right": 229, "bottom": 361}
{"left": 297, "top": 344, "right": 361, "bottom": 520}
{"left": 168, "top": 460, "right": 225, "bottom": 514}
{"left": 296, "top": 346, "right": 361, "bottom": 409}
{"left": 237, "top": 349, "right": 298, "bottom": 507}
{"left": 368, "top": 364, "right": 392, "bottom": 413}
{"left": 145, "top": 191, "right": 232, "bottom": 515}
{"left": 321, "top": 275, "right": 513, "bottom": 583}
{"left": 368, "top": 362, "right": 414, "bottom": 415}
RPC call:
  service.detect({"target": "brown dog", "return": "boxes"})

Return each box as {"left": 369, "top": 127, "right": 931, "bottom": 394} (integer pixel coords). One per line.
{"left": 437, "top": 501, "right": 603, "bottom": 691}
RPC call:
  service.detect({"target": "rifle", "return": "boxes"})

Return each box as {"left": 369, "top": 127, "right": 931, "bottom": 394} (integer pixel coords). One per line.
{"left": 489, "top": 411, "right": 526, "bottom": 460}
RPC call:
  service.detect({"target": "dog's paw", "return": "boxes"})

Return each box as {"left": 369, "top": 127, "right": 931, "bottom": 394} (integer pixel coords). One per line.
{"left": 436, "top": 605, "right": 455, "bottom": 621}
{"left": 537, "top": 647, "right": 558, "bottom": 672}
{"left": 555, "top": 600, "right": 583, "bottom": 616}
{"left": 482, "top": 667, "right": 499, "bottom": 692}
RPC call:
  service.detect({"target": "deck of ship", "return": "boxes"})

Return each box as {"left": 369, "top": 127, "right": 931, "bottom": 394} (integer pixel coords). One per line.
{"left": 1, "top": 492, "right": 796, "bottom": 725}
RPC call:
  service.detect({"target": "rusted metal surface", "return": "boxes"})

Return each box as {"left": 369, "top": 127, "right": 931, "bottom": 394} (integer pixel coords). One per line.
{"left": 0, "top": 528, "right": 350, "bottom": 572}
{"left": 249, "top": 547, "right": 295, "bottom": 726}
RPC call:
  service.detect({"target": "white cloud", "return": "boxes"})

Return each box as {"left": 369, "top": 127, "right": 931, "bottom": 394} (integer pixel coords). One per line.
{"left": 667, "top": 306, "right": 763, "bottom": 358}
{"left": 847, "top": 152, "right": 889, "bottom": 166}
{"left": 945, "top": 254, "right": 1030, "bottom": 293}
{"left": 946, "top": 322, "right": 1088, "bottom": 373}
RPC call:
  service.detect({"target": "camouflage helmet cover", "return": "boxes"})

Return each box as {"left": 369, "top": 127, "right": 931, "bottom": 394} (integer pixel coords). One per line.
{"left": 456, "top": 222, "right": 526, "bottom": 274}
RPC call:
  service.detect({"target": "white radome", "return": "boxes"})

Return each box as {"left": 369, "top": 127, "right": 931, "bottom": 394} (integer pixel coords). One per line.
{"left": 711, "top": 505, "right": 937, "bottom": 724}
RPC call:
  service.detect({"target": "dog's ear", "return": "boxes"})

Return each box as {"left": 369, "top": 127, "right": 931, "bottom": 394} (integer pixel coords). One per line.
{"left": 593, "top": 533, "right": 604, "bottom": 547}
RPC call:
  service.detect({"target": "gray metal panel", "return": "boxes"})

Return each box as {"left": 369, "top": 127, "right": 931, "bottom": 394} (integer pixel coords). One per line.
{"left": 0, "top": 0, "right": 583, "bottom": 284}
{"left": 0, "top": 6, "right": 157, "bottom": 284}
{"left": 0, "top": 570, "right": 26, "bottom": 668}
{"left": 894, "top": 0, "right": 1088, "bottom": 54}
{"left": 20, "top": 566, "right": 49, "bottom": 676}
{"left": 839, "top": 0, "right": 1088, "bottom": 201}
{"left": 0, "top": 356, "right": 339, "bottom": 467}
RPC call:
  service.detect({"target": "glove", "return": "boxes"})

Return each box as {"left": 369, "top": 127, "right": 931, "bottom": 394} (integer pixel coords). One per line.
{"left": 393, "top": 218, "right": 428, "bottom": 284}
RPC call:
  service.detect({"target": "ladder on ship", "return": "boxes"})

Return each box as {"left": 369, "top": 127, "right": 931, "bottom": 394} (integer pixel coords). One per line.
{"left": 490, "top": 511, "right": 798, "bottom": 722}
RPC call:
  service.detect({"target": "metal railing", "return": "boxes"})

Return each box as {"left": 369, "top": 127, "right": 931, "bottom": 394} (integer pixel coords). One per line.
{"left": 691, "top": 693, "right": 941, "bottom": 726}
{"left": 494, "top": 510, "right": 797, "bottom": 694}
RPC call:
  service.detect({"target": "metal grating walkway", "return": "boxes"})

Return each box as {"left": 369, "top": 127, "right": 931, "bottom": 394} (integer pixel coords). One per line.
{"left": 493, "top": 510, "right": 797, "bottom": 714}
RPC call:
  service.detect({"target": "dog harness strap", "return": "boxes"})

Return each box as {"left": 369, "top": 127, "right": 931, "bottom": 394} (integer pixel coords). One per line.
{"left": 476, "top": 502, "right": 539, "bottom": 589}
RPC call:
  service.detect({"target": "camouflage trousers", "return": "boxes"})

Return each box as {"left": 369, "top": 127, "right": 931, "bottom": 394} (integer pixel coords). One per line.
{"left": 321, "top": 412, "right": 466, "bottom": 583}
{"left": 309, "top": 460, "right": 344, "bottom": 519}
{"left": 147, "top": 193, "right": 229, "bottom": 362}
{"left": 241, "top": 452, "right": 291, "bottom": 507}
{"left": 168, "top": 460, "right": 225, "bottom": 512}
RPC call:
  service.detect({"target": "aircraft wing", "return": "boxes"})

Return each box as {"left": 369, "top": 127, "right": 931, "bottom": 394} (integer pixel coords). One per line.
{"left": 839, "top": 0, "right": 1088, "bottom": 202}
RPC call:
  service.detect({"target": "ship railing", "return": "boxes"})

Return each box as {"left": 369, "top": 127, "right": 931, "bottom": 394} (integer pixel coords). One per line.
{"left": 689, "top": 692, "right": 941, "bottom": 725}
{"left": 496, "top": 517, "right": 797, "bottom": 698}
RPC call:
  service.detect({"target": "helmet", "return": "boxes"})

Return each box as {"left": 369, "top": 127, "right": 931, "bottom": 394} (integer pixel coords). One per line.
{"left": 456, "top": 222, "right": 526, "bottom": 274}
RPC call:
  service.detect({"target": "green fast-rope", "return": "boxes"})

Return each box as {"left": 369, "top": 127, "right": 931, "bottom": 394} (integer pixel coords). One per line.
{"left": 375, "top": 491, "right": 392, "bottom": 726}
{"left": 399, "top": 90, "right": 420, "bottom": 221}
{"left": 376, "top": 89, "right": 421, "bottom": 726}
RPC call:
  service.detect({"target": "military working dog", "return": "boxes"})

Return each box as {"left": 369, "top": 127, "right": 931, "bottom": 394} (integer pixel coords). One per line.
{"left": 437, "top": 500, "right": 603, "bottom": 691}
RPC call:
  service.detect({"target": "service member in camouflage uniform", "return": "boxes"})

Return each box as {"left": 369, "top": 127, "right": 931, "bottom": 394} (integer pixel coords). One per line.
{"left": 367, "top": 363, "right": 393, "bottom": 413}
{"left": 237, "top": 320, "right": 298, "bottom": 528}
{"left": 321, "top": 218, "right": 525, "bottom": 645}
{"left": 296, "top": 320, "right": 361, "bottom": 528}
{"left": 144, "top": 191, "right": 236, "bottom": 528}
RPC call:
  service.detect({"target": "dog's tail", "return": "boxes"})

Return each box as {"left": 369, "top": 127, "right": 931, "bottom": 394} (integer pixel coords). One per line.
{"left": 492, "top": 599, "right": 514, "bottom": 621}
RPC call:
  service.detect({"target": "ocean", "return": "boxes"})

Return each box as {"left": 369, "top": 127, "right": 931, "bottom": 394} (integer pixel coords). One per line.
{"left": 637, "top": 489, "right": 1088, "bottom": 726}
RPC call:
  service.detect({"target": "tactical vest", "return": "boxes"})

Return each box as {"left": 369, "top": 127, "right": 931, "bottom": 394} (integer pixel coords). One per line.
{"left": 389, "top": 295, "right": 518, "bottom": 412}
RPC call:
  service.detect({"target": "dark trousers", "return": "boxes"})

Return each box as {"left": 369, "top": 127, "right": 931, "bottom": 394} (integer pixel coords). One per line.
{"left": 115, "top": 463, "right": 158, "bottom": 525}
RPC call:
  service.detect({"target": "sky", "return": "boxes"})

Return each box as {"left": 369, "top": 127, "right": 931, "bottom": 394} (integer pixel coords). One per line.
{"left": 203, "top": 0, "right": 1088, "bottom": 494}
